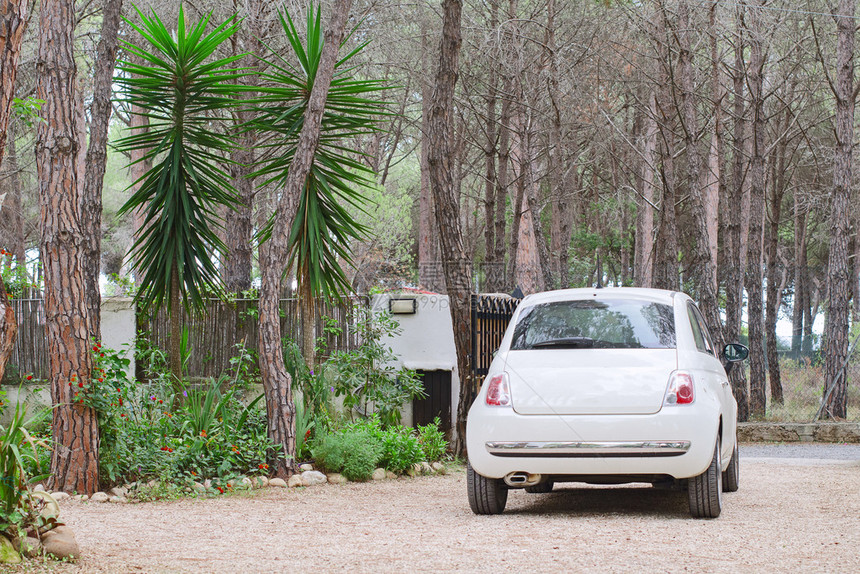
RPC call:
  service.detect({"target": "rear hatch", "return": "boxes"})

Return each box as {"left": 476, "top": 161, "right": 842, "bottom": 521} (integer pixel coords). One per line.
{"left": 505, "top": 348, "right": 677, "bottom": 415}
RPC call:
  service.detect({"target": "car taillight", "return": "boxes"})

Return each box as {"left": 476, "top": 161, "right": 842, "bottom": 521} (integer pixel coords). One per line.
{"left": 664, "top": 371, "right": 695, "bottom": 405}
{"left": 485, "top": 373, "right": 511, "bottom": 407}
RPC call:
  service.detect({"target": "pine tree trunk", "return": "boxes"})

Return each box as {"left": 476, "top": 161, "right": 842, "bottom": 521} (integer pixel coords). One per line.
{"left": 0, "top": 274, "right": 16, "bottom": 384}
{"left": 482, "top": 1, "right": 498, "bottom": 290}
{"left": 418, "top": 3, "right": 445, "bottom": 293}
{"left": 726, "top": 4, "right": 749, "bottom": 420}
{"left": 634, "top": 92, "right": 657, "bottom": 288}
{"left": 822, "top": 0, "right": 855, "bottom": 419}
{"left": 427, "top": 0, "right": 473, "bottom": 456}
{"left": 791, "top": 205, "right": 807, "bottom": 358}
{"left": 81, "top": 0, "right": 123, "bottom": 343}
{"left": 0, "top": 0, "right": 30, "bottom": 170}
{"left": 678, "top": 1, "right": 724, "bottom": 349}
{"left": 36, "top": 0, "right": 98, "bottom": 495}
{"left": 258, "top": 0, "right": 353, "bottom": 476}
{"left": 746, "top": 1, "right": 767, "bottom": 417}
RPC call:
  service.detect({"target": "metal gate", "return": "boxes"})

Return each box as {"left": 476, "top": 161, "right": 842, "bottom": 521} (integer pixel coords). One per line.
{"left": 413, "top": 369, "right": 452, "bottom": 436}
{"left": 470, "top": 294, "right": 520, "bottom": 378}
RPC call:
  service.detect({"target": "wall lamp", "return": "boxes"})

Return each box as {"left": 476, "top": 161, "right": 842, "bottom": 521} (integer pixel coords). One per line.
{"left": 389, "top": 298, "right": 417, "bottom": 314}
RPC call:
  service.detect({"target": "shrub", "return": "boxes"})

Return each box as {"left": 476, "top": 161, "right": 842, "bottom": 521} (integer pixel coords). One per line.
{"left": 416, "top": 418, "right": 448, "bottom": 462}
{"left": 312, "top": 429, "right": 381, "bottom": 481}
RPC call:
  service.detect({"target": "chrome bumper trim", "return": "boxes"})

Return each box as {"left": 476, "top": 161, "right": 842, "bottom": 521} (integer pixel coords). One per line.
{"left": 485, "top": 440, "right": 692, "bottom": 458}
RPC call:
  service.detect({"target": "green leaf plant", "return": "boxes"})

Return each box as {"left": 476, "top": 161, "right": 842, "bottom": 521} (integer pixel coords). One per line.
{"left": 253, "top": 6, "right": 390, "bottom": 364}
{"left": 114, "top": 5, "right": 246, "bottom": 383}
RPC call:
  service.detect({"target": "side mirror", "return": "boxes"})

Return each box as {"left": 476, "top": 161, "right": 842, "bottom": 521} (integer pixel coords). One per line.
{"left": 722, "top": 343, "right": 749, "bottom": 363}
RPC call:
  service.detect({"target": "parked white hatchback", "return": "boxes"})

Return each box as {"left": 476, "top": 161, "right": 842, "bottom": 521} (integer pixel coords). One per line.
{"left": 466, "top": 287, "right": 748, "bottom": 518}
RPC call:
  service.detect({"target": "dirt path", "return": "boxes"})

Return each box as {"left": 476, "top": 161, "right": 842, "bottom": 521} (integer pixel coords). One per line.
{"left": 11, "top": 458, "right": 860, "bottom": 573}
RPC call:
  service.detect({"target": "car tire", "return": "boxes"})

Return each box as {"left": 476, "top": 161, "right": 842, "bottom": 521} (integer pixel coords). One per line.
{"left": 467, "top": 462, "right": 508, "bottom": 515}
{"left": 525, "top": 480, "right": 554, "bottom": 493}
{"left": 722, "top": 438, "right": 739, "bottom": 492}
{"left": 688, "top": 438, "right": 722, "bottom": 518}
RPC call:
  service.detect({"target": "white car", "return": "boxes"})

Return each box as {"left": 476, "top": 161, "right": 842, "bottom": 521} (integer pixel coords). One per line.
{"left": 466, "top": 287, "right": 748, "bottom": 518}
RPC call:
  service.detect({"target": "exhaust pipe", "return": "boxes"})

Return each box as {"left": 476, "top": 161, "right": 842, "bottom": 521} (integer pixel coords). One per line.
{"left": 504, "top": 472, "right": 542, "bottom": 488}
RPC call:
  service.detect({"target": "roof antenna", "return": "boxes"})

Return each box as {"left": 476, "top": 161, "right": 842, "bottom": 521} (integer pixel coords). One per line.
{"left": 596, "top": 253, "right": 604, "bottom": 289}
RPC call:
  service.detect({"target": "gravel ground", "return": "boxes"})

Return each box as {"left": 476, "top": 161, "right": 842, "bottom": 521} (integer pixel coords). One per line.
{"left": 8, "top": 454, "right": 860, "bottom": 574}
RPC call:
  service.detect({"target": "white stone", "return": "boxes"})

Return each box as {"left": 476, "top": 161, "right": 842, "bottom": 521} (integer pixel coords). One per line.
{"left": 255, "top": 476, "right": 269, "bottom": 488}
{"left": 33, "top": 484, "right": 45, "bottom": 493}
{"left": 421, "top": 461, "right": 433, "bottom": 474}
{"left": 269, "top": 478, "right": 288, "bottom": 488}
{"left": 108, "top": 496, "right": 126, "bottom": 503}
{"left": 385, "top": 471, "right": 397, "bottom": 480}
{"left": 72, "top": 494, "right": 88, "bottom": 501}
{"left": 90, "top": 492, "right": 109, "bottom": 503}
{"left": 204, "top": 479, "right": 212, "bottom": 489}
{"left": 301, "top": 470, "right": 327, "bottom": 486}
{"left": 371, "top": 468, "right": 386, "bottom": 481}
{"left": 107, "top": 486, "right": 127, "bottom": 498}
{"left": 41, "top": 525, "right": 79, "bottom": 560}
{"left": 241, "top": 476, "right": 253, "bottom": 488}
{"left": 192, "top": 481, "right": 206, "bottom": 492}
{"left": 431, "top": 462, "right": 446, "bottom": 474}
{"left": 327, "top": 473, "right": 347, "bottom": 485}
{"left": 299, "top": 463, "right": 314, "bottom": 472}
{"left": 287, "top": 475, "right": 303, "bottom": 488}
{"left": 51, "top": 492, "right": 70, "bottom": 501}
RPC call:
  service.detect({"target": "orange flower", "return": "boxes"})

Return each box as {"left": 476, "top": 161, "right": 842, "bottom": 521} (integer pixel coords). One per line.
{"left": 200, "top": 430, "right": 207, "bottom": 437}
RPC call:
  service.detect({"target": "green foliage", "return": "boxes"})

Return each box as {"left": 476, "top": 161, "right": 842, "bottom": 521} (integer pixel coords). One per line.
{"left": 90, "top": 342, "right": 279, "bottom": 486}
{"left": 416, "top": 418, "right": 448, "bottom": 462}
{"left": 311, "top": 428, "right": 381, "bottom": 482}
{"left": 253, "top": 5, "right": 389, "bottom": 299}
{"left": 114, "top": 6, "right": 245, "bottom": 313}
{"left": 327, "top": 308, "right": 424, "bottom": 426}
{"left": 311, "top": 415, "right": 447, "bottom": 479}
{"left": 0, "top": 399, "right": 50, "bottom": 539}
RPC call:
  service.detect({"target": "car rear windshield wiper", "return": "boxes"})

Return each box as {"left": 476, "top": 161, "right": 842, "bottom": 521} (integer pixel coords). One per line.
{"left": 530, "top": 337, "right": 595, "bottom": 349}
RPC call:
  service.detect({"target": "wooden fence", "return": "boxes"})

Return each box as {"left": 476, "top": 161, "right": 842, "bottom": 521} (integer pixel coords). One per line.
{"left": 4, "top": 299, "right": 49, "bottom": 381}
{"left": 4, "top": 297, "right": 367, "bottom": 382}
{"left": 143, "top": 297, "right": 368, "bottom": 379}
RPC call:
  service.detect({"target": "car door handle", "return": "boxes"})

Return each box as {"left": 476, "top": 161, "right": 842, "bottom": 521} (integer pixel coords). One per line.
{"left": 721, "top": 380, "right": 729, "bottom": 387}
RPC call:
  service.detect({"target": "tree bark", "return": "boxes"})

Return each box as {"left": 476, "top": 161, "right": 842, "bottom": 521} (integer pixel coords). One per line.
{"left": 0, "top": 0, "right": 30, "bottom": 170}
{"left": 652, "top": 52, "right": 679, "bottom": 288}
{"left": 81, "top": 0, "right": 123, "bottom": 343}
{"left": 678, "top": 1, "right": 724, "bottom": 350}
{"left": 726, "top": 4, "right": 749, "bottom": 420}
{"left": 224, "top": 0, "right": 264, "bottom": 294}
{"left": 0, "top": 274, "right": 16, "bottom": 384}
{"left": 822, "top": 0, "right": 855, "bottom": 419}
{"left": 258, "top": 0, "right": 353, "bottom": 477}
{"left": 765, "top": 101, "right": 792, "bottom": 405}
{"left": 746, "top": 1, "right": 767, "bottom": 418}
{"left": 418, "top": 3, "right": 445, "bottom": 293}
{"left": 791, "top": 205, "right": 807, "bottom": 358}
{"left": 634, "top": 91, "right": 657, "bottom": 288}
{"left": 482, "top": 0, "right": 498, "bottom": 290}
{"left": 427, "top": 0, "right": 473, "bottom": 456}
{"left": 36, "top": 0, "right": 98, "bottom": 495}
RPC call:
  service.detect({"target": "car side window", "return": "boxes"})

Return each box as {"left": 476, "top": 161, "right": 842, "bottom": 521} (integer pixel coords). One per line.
{"left": 687, "top": 303, "right": 715, "bottom": 356}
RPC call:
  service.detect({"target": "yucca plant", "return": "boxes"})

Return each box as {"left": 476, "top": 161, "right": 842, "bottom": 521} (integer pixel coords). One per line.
{"left": 254, "top": 6, "right": 389, "bottom": 365}
{"left": 0, "top": 399, "right": 49, "bottom": 538}
{"left": 115, "top": 6, "right": 245, "bottom": 382}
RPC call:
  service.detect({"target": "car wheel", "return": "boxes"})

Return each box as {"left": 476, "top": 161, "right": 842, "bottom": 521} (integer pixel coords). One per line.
{"left": 722, "top": 438, "right": 739, "bottom": 492}
{"left": 467, "top": 462, "right": 508, "bottom": 515}
{"left": 688, "top": 437, "right": 722, "bottom": 518}
{"left": 525, "top": 480, "right": 554, "bottom": 494}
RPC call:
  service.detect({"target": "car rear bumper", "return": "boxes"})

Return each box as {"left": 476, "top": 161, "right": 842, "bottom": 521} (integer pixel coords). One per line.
{"left": 484, "top": 440, "right": 691, "bottom": 457}
{"left": 467, "top": 406, "right": 721, "bottom": 480}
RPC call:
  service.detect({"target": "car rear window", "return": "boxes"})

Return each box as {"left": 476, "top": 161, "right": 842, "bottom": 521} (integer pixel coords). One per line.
{"left": 510, "top": 299, "right": 676, "bottom": 350}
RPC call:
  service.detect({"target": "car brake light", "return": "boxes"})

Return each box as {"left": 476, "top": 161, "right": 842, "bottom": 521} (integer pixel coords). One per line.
{"left": 485, "top": 373, "right": 511, "bottom": 407}
{"left": 664, "top": 371, "right": 695, "bottom": 405}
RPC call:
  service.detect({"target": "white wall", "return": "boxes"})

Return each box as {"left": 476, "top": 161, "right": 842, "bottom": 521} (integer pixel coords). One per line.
{"left": 371, "top": 293, "right": 460, "bottom": 434}
{"left": 100, "top": 297, "right": 136, "bottom": 379}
